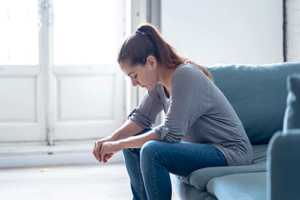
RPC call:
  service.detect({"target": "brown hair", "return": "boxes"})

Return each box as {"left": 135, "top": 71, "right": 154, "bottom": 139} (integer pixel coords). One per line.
{"left": 117, "top": 23, "right": 214, "bottom": 82}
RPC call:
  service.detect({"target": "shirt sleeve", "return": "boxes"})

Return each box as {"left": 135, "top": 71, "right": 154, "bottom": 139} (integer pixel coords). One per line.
{"left": 154, "top": 65, "right": 211, "bottom": 142}
{"left": 127, "top": 84, "right": 164, "bottom": 129}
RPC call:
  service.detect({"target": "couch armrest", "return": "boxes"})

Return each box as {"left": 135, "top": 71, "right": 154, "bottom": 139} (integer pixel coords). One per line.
{"left": 267, "top": 129, "right": 300, "bottom": 200}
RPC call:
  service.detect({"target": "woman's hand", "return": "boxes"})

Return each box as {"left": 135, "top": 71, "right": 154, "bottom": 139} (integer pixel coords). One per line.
{"left": 93, "top": 138, "right": 112, "bottom": 163}
{"left": 99, "top": 141, "right": 122, "bottom": 163}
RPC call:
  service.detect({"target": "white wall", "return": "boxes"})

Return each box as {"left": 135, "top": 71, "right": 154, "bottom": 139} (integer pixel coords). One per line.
{"left": 286, "top": 0, "right": 300, "bottom": 62}
{"left": 161, "top": 0, "right": 283, "bottom": 66}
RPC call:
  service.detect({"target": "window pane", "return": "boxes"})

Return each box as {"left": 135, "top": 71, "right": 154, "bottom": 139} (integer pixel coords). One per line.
{"left": 0, "top": 0, "right": 39, "bottom": 65}
{"left": 53, "top": 0, "right": 117, "bottom": 65}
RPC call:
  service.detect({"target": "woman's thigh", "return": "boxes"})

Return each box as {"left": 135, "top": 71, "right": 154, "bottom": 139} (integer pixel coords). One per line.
{"left": 140, "top": 140, "right": 228, "bottom": 177}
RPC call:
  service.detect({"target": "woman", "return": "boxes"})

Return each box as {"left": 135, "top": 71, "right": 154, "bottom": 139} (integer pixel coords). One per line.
{"left": 93, "top": 23, "right": 253, "bottom": 200}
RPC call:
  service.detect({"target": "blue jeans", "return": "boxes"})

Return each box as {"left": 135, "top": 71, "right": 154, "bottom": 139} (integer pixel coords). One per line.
{"left": 122, "top": 129, "right": 228, "bottom": 200}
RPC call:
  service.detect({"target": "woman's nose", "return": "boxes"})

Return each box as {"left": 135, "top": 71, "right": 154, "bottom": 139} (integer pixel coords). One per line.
{"left": 131, "top": 78, "right": 139, "bottom": 87}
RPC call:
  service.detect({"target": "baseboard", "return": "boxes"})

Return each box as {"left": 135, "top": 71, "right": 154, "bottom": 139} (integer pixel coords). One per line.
{"left": 0, "top": 139, "right": 125, "bottom": 168}
{"left": 0, "top": 151, "right": 124, "bottom": 168}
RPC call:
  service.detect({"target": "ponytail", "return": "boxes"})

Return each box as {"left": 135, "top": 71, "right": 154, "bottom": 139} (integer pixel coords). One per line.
{"left": 117, "top": 23, "right": 214, "bottom": 82}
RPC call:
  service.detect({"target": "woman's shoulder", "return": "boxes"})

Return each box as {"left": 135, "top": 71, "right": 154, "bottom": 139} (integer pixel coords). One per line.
{"left": 176, "top": 63, "right": 206, "bottom": 75}
{"left": 173, "top": 63, "right": 207, "bottom": 83}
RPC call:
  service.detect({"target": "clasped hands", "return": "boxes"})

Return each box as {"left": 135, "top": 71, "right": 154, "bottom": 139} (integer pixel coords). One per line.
{"left": 92, "top": 139, "right": 122, "bottom": 163}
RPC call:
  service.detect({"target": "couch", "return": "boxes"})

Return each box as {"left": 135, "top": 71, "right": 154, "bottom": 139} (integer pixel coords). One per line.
{"left": 170, "top": 62, "right": 300, "bottom": 200}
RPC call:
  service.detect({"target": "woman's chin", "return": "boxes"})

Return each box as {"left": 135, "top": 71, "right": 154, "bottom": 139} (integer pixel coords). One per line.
{"left": 147, "top": 85, "right": 155, "bottom": 90}
{"left": 141, "top": 85, "right": 153, "bottom": 90}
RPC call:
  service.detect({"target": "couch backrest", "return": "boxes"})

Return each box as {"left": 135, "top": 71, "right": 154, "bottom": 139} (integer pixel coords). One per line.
{"left": 208, "top": 62, "right": 300, "bottom": 144}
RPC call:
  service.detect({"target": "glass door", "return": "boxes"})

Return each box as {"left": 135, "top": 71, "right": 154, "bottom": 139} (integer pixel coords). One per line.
{"left": 0, "top": 0, "right": 126, "bottom": 143}
{"left": 48, "top": 0, "right": 126, "bottom": 142}
{"left": 0, "top": 0, "right": 46, "bottom": 142}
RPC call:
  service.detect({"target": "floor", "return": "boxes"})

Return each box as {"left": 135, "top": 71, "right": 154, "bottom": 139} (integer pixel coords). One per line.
{"left": 0, "top": 163, "right": 179, "bottom": 200}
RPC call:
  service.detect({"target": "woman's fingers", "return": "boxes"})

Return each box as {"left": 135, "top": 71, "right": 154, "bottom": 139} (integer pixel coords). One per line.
{"left": 103, "top": 154, "right": 108, "bottom": 163}
{"left": 93, "top": 140, "right": 113, "bottom": 163}
{"left": 98, "top": 142, "right": 120, "bottom": 164}
{"left": 94, "top": 141, "right": 102, "bottom": 162}
{"left": 99, "top": 144, "right": 106, "bottom": 163}
{"left": 103, "top": 153, "right": 114, "bottom": 163}
{"left": 92, "top": 142, "right": 98, "bottom": 160}
{"left": 106, "top": 153, "right": 114, "bottom": 160}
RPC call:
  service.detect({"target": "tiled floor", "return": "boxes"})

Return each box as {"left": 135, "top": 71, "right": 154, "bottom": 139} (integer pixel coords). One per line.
{"left": 0, "top": 163, "right": 179, "bottom": 200}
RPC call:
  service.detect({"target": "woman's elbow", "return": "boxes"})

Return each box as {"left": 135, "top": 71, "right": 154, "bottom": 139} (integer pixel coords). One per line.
{"left": 163, "top": 134, "right": 184, "bottom": 143}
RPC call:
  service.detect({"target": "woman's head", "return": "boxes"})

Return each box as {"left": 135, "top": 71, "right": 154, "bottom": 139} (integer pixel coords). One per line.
{"left": 120, "top": 55, "right": 159, "bottom": 90}
{"left": 117, "top": 23, "right": 213, "bottom": 89}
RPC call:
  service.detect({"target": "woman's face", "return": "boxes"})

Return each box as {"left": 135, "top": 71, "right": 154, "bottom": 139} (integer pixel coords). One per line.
{"left": 120, "top": 56, "right": 158, "bottom": 90}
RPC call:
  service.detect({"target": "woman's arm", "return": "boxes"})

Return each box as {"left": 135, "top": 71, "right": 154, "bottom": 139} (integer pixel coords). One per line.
{"left": 99, "top": 130, "right": 159, "bottom": 163}
{"left": 94, "top": 85, "right": 163, "bottom": 162}
{"left": 93, "top": 119, "right": 144, "bottom": 162}
{"left": 119, "top": 129, "right": 159, "bottom": 148}
{"left": 110, "top": 119, "right": 145, "bottom": 141}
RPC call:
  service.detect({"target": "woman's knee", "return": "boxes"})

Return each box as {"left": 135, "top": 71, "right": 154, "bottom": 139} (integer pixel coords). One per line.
{"left": 140, "top": 141, "right": 166, "bottom": 173}
{"left": 141, "top": 140, "right": 155, "bottom": 156}
{"left": 140, "top": 141, "right": 164, "bottom": 162}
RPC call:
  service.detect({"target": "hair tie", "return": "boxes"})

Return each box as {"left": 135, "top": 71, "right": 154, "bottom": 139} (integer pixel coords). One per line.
{"left": 136, "top": 30, "right": 142, "bottom": 34}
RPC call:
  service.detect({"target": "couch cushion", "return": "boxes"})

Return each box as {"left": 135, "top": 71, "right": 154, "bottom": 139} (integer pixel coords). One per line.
{"left": 179, "top": 144, "right": 267, "bottom": 190}
{"left": 283, "top": 74, "right": 300, "bottom": 131}
{"left": 207, "top": 172, "right": 266, "bottom": 200}
{"left": 252, "top": 144, "right": 268, "bottom": 164}
{"left": 170, "top": 174, "right": 217, "bottom": 200}
{"left": 267, "top": 129, "right": 300, "bottom": 200}
{"left": 208, "top": 62, "right": 300, "bottom": 144}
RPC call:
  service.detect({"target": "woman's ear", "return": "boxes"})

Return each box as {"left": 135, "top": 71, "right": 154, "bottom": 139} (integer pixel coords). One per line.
{"left": 147, "top": 56, "right": 157, "bottom": 70}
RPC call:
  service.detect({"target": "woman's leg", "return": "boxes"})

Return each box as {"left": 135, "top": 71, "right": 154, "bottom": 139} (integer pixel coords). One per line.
{"left": 140, "top": 141, "right": 228, "bottom": 200}
{"left": 122, "top": 129, "right": 152, "bottom": 200}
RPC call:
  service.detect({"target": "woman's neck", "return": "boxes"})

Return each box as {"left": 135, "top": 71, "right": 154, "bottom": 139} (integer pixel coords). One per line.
{"left": 157, "top": 67, "right": 176, "bottom": 92}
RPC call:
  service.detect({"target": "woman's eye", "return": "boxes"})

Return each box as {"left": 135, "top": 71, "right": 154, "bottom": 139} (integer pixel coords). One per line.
{"left": 133, "top": 74, "right": 137, "bottom": 79}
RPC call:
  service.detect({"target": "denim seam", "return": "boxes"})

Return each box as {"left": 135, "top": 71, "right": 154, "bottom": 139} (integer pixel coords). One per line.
{"left": 132, "top": 150, "right": 145, "bottom": 200}
{"left": 152, "top": 150, "right": 226, "bottom": 160}
{"left": 151, "top": 150, "right": 227, "bottom": 171}
{"left": 151, "top": 155, "right": 159, "bottom": 200}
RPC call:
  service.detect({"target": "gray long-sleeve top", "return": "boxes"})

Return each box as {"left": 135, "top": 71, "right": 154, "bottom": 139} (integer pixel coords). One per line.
{"left": 128, "top": 63, "right": 253, "bottom": 166}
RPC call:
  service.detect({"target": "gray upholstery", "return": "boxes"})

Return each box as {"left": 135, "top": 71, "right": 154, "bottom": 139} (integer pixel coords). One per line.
{"left": 267, "top": 129, "right": 300, "bottom": 200}
{"left": 283, "top": 74, "right": 300, "bottom": 130}
{"left": 170, "top": 174, "right": 217, "bottom": 200}
{"left": 251, "top": 144, "right": 268, "bottom": 164}
{"left": 207, "top": 172, "right": 266, "bottom": 200}
{"left": 208, "top": 63, "right": 300, "bottom": 144}
{"left": 178, "top": 145, "right": 267, "bottom": 190}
